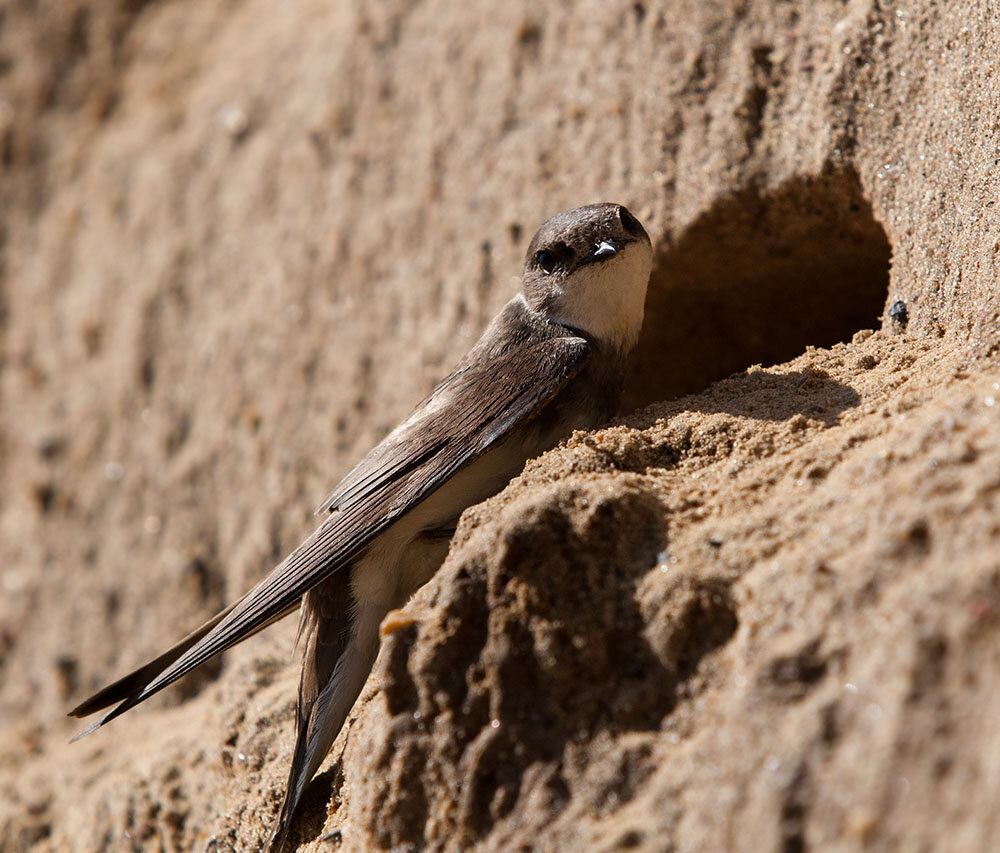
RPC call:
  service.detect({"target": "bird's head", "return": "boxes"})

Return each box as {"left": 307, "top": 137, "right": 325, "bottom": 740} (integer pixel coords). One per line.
{"left": 521, "top": 203, "right": 653, "bottom": 351}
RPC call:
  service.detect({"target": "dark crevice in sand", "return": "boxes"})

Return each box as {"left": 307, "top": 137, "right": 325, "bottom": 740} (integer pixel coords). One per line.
{"left": 624, "top": 165, "right": 891, "bottom": 410}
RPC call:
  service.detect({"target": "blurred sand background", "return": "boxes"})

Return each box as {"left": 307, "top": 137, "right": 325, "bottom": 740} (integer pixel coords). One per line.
{"left": 1, "top": 1, "right": 998, "bottom": 850}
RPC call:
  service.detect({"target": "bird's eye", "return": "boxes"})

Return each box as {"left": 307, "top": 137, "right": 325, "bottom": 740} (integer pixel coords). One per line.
{"left": 618, "top": 205, "right": 643, "bottom": 239}
{"left": 535, "top": 250, "right": 557, "bottom": 275}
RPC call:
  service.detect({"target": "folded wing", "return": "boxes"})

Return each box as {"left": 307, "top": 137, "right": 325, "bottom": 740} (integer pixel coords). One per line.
{"left": 70, "top": 334, "right": 589, "bottom": 730}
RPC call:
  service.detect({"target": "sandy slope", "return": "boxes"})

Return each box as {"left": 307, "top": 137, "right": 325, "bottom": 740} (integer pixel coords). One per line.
{"left": 1, "top": 1, "right": 997, "bottom": 850}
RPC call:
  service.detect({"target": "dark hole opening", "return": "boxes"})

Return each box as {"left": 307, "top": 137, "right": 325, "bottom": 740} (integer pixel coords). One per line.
{"left": 623, "top": 166, "right": 892, "bottom": 411}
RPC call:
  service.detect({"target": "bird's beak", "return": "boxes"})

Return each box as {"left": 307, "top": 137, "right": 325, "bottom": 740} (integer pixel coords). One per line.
{"left": 580, "top": 240, "right": 619, "bottom": 267}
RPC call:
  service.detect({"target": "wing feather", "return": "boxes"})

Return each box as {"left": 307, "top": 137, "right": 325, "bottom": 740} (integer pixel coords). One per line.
{"left": 73, "top": 334, "right": 588, "bottom": 731}
{"left": 313, "top": 368, "right": 469, "bottom": 515}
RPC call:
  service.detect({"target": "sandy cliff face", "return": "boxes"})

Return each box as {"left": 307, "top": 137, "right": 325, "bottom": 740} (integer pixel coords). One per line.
{"left": 1, "top": 1, "right": 997, "bottom": 850}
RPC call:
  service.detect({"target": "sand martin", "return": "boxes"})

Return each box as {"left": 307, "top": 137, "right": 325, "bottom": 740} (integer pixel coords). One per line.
{"left": 70, "top": 203, "right": 653, "bottom": 849}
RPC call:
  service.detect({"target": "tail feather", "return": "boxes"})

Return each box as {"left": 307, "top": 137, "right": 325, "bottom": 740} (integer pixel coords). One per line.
{"left": 68, "top": 603, "right": 238, "bottom": 718}
{"left": 68, "top": 599, "right": 298, "bottom": 734}
{"left": 267, "top": 576, "right": 380, "bottom": 852}
{"left": 69, "top": 464, "right": 392, "bottom": 742}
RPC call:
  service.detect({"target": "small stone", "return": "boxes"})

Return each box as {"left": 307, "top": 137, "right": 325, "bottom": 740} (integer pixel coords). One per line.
{"left": 888, "top": 300, "right": 909, "bottom": 329}
{"left": 379, "top": 609, "right": 418, "bottom": 638}
{"left": 854, "top": 354, "right": 878, "bottom": 370}
{"left": 218, "top": 103, "right": 250, "bottom": 140}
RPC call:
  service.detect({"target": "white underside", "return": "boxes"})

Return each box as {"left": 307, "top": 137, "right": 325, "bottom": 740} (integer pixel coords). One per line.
{"left": 289, "top": 442, "right": 530, "bottom": 796}
{"left": 349, "top": 425, "right": 551, "bottom": 613}
{"left": 294, "top": 428, "right": 555, "bottom": 785}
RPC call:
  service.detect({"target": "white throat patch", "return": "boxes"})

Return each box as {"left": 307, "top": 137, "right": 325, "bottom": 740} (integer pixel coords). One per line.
{"left": 550, "top": 241, "right": 652, "bottom": 351}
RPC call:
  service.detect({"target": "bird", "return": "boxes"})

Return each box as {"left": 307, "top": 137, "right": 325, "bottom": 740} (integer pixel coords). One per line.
{"left": 69, "top": 202, "right": 653, "bottom": 850}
